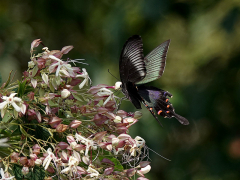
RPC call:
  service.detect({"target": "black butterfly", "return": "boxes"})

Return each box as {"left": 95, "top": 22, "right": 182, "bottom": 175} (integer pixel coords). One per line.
{"left": 115, "top": 35, "right": 189, "bottom": 126}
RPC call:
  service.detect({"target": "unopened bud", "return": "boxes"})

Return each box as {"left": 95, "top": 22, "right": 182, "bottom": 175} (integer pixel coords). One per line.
{"left": 61, "top": 89, "right": 71, "bottom": 99}
{"left": 113, "top": 116, "right": 122, "bottom": 123}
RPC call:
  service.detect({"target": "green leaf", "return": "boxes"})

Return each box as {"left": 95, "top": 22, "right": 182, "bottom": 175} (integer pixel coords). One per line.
{"left": 48, "top": 100, "right": 59, "bottom": 107}
{"left": 39, "top": 88, "right": 45, "bottom": 97}
{"left": 19, "top": 126, "right": 32, "bottom": 140}
{"left": 0, "top": 72, "right": 2, "bottom": 85}
{"left": 3, "top": 70, "right": 13, "bottom": 88}
{"left": 13, "top": 164, "right": 45, "bottom": 180}
{"left": 31, "top": 65, "right": 39, "bottom": 77}
{"left": 109, "top": 157, "right": 124, "bottom": 171}
{"left": 17, "top": 80, "right": 27, "bottom": 97}
{"left": 2, "top": 111, "right": 12, "bottom": 122}
{"left": 72, "top": 93, "right": 83, "bottom": 102}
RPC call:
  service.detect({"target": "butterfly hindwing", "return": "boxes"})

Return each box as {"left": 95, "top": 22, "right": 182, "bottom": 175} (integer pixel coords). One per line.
{"left": 136, "top": 40, "right": 170, "bottom": 85}
{"left": 137, "top": 85, "right": 189, "bottom": 125}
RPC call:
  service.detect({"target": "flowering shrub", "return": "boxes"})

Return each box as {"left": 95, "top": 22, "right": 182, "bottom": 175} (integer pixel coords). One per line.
{"left": 0, "top": 39, "right": 151, "bottom": 179}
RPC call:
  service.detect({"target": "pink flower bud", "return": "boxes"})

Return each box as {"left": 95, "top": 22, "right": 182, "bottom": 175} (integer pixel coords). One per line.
{"left": 105, "top": 112, "right": 116, "bottom": 119}
{"left": 104, "top": 167, "right": 114, "bottom": 175}
{"left": 47, "top": 166, "right": 55, "bottom": 173}
{"left": 49, "top": 116, "right": 62, "bottom": 128}
{"left": 33, "top": 148, "right": 40, "bottom": 155}
{"left": 30, "top": 153, "right": 38, "bottom": 160}
{"left": 139, "top": 161, "right": 151, "bottom": 168}
{"left": 70, "top": 78, "right": 82, "bottom": 86}
{"left": 27, "top": 92, "right": 35, "bottom": 100}
{"left": 116, "top": 126, "right": 127, "bottom": 134}
{"left": 77, "top": 166, "right": 87, "bottom": 174}
{"left": 93, "top": 114, "right": 108, "bottom": 126}
{"left": 101, "top": 158, "right": 114, "bottom": 166}
{"left": 27, "top": 109, "right": 36, "bottom": 121}
{"left": 61, "top": 45, "right": 73, "bottom": 54}
{"left": 67, "top": 135, "right": 75, "bottom": 144}
{"left": 31, "top": 39, "right": 41, "bottom": 50}
{"left": 136, "top": 177, "right": 149, "bottom": 180}
{"left": 117, "top": 110, "right": 128, "bottom": 117}
{"left": 19, "top": 157, "right": 28, "bottom": 165}
{"left": 33, "top": 144, "right": 40, "bottom": 150}
{"left": 116, "top": 140, "right": 126, "bottom": 149}
{"left": 127, "top": 168, "right": 136, "bottom": 177}
{"left": 58, "top": 142, "right": 69, "bottom": 150}
{"left": 117, "top": 134, "right": 131, "bottom": 141}
{"left": 82, "top": 156, "right": 90, "bottom": 165}
{"left": 97, "top": 107, "right": 108, "bottom": 114}
{"left": 69, "top": 120, "right": 82, "bottom": 129}
{"left": 88, "top": 84, "right": 108, "bottom": 94}
{"left": 74, "top": 144, "right": 86, "bottom": 151}
{"left": 56, "top": 124, "right": 68, "bottom": 133}
{"left": 28, "top": 159, "right": 35, "bottom": 167}
{"left": 94, "top": 131, "right": 107, "bottom": 141}
{"left": 11, "top": 152, "right": 19, "bottom": 160}
{"left": 22, "top": 166, "right": 29, "bottom": 175}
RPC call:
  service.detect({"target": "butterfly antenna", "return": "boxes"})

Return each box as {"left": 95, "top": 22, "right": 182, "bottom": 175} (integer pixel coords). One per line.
{"left": 146, "top": 146, "right": 171, "bottom": 161}
{"left": 108, "top": 69, "right": 119, "bottom": 81}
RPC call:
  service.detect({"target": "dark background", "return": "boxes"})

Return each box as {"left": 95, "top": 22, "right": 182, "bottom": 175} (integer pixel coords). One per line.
{"left": 1, "top": 0, "right": 240, "bottom": 179}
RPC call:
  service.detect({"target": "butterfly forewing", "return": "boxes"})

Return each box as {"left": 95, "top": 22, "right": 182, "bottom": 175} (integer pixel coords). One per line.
{"left": 136, "top": 40, "right": 170, "bottom": 85}
{"left": 119, "top": 35, "right": 146, "bottom": 84}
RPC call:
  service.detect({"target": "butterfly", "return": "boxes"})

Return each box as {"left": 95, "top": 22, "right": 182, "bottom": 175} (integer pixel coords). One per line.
{"left": 115, "top": 35, "right": 189, "bottom": 126}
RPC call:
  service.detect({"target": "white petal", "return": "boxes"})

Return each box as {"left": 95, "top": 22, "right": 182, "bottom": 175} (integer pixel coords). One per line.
{"left": 0, "top": 101, "right": 8, "bottom": 110}
{"left": 13, "top": 97, "right": 22, "bottom": 102}
{"left": 49, "top": 55, "right": 62, "bottom": 62}
{"left": 9, "top": 93, "right": 17, "bottom": 98}
{"left": 61, "top": 167, "right": 70, "bottom": 174}
{"left": 21, "top": 104, "right": 27, "bottom": 114}
{"left": 79, "top": 78, "right": 87, "bottom": 89}
{"left": 11, "top": 102, "right": 21, "bottom": 112}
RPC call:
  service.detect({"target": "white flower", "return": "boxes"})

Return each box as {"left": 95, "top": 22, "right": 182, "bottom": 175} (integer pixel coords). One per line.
{"left": 61, "top": 156, "right": 79, "bottom": 176}
{"left": 0, "top": 138, "right": 9, "bottom": 147}
{"left": 86, "top": 165, "right": 99, "bottom": 178}
{"left": 97, "top": 88, "right": 115, "bottom": 106}
{"left": 75, "top": 133, "right": 97, "bottom": 157}
{"left": 61, "top": 89, "right": 71, "bottom": 99}
{"left": 76, "top": 68, "right": 91, "bottom": 89}
{"left": 42, "top": 148, "right": 56, "bottom": 170}
{"left": 0, "top": 168, "right": 15, "bottom": 180}
{"left": 49, "top": 55, "right": 75, "bottom": 77}
{"left": 0, "top": 93, "right": 25, "bottom": 117}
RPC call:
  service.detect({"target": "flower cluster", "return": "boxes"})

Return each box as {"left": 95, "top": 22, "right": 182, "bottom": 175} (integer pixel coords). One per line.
{"left": 0, "top": 39, "right": 151, "bottom": 179}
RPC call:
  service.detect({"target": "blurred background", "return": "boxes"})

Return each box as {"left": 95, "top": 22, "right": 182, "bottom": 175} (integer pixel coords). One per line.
{"left": 0, "top": 0, "right": 240, "bottom": 179}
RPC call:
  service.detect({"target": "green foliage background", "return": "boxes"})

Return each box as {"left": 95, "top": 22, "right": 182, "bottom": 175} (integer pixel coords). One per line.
{"left": 0, "top": 0, "right": 240, "bottom": 179}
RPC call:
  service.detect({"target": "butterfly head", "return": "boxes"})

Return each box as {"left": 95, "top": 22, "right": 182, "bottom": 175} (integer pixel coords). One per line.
{"left": 114, "top": 81, "right": 122, "bottom": 90}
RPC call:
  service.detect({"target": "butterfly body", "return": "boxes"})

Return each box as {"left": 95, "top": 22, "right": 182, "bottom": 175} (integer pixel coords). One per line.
{"left": 116, "top": 35, "right": 189, "bottom": 125}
